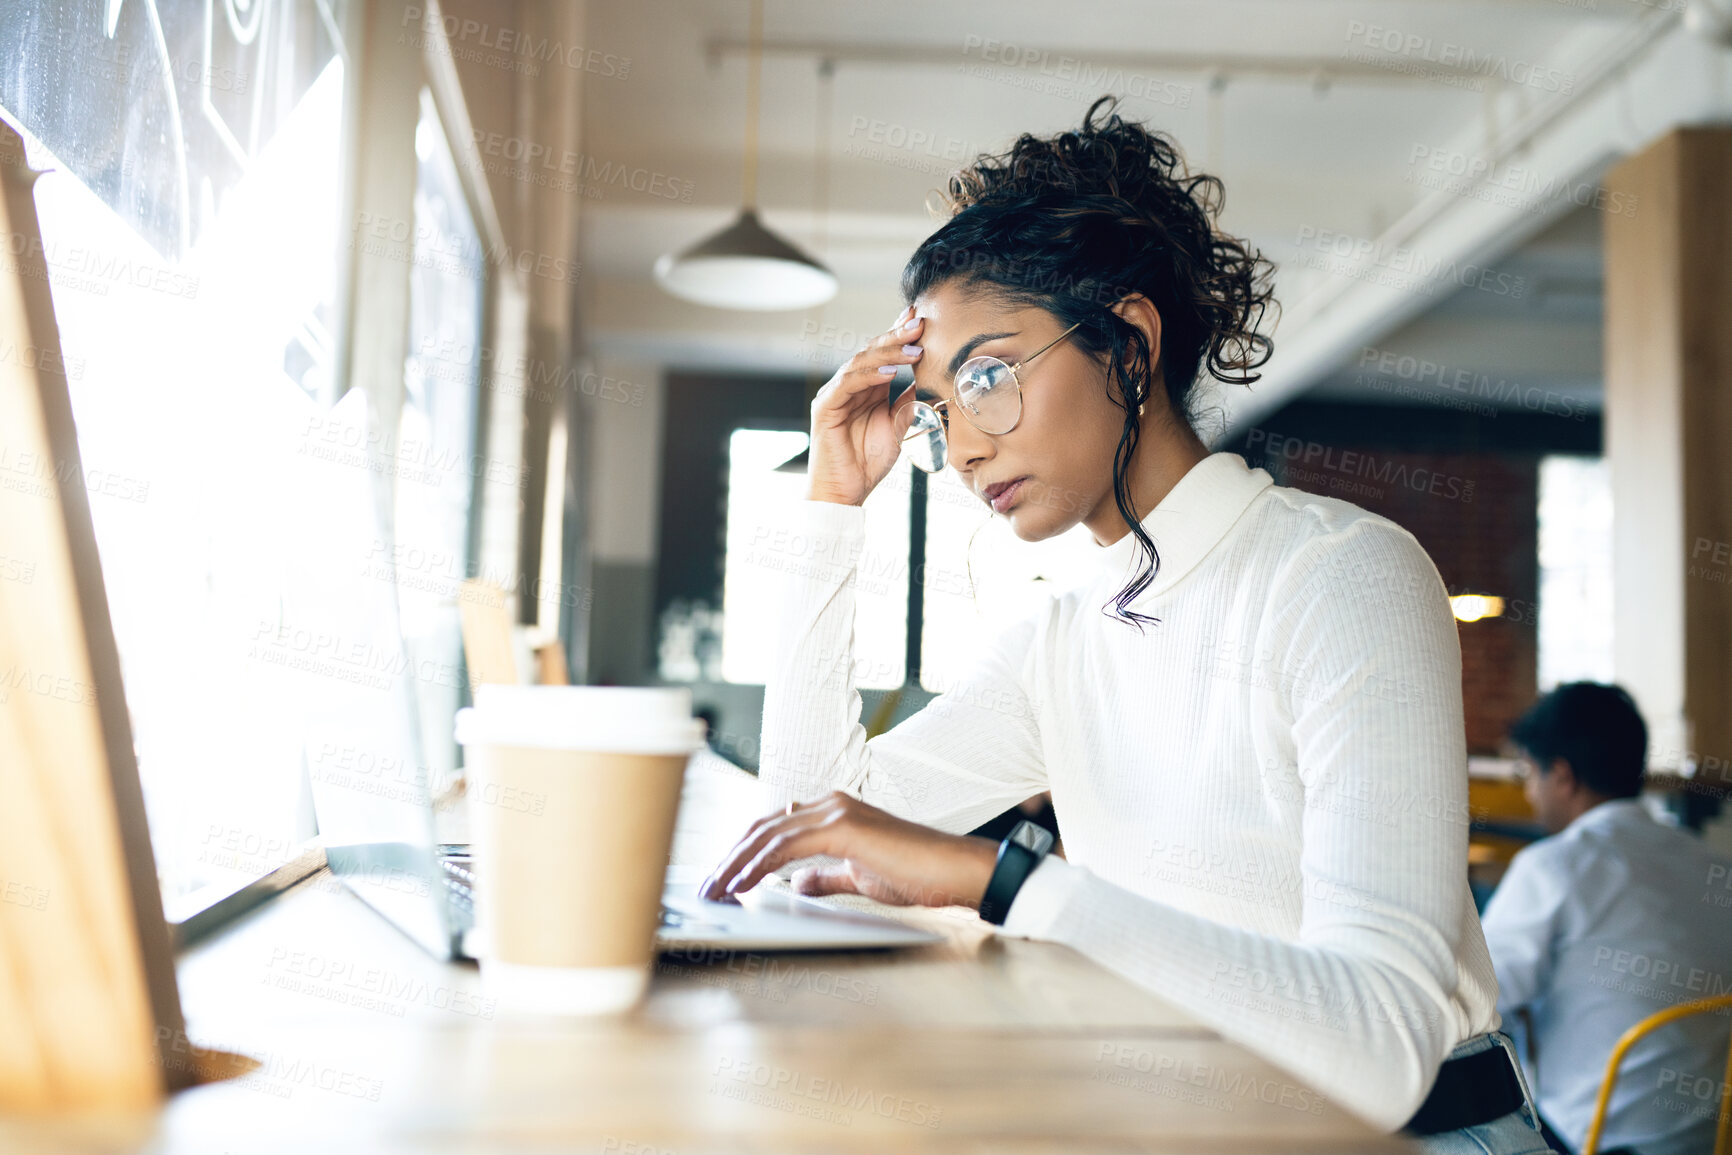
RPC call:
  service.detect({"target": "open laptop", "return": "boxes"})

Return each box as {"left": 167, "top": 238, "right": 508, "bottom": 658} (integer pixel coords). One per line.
{"left": 291, "top": 392, "right": 938, "bottom": 960}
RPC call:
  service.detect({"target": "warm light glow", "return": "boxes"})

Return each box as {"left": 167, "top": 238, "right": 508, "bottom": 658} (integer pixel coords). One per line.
{"left": 1451, "top": 594, "right": 1506, "bottom": 623}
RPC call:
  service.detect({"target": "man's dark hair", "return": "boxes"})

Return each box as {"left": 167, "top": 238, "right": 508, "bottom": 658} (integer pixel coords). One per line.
{"left": 1509, "top": 682, "right": 1648, "bottom": 799}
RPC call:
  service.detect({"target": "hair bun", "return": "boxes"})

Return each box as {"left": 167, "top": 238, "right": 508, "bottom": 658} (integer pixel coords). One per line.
{"left": 947, "top": 97, "right": 1218, "bottom": 221}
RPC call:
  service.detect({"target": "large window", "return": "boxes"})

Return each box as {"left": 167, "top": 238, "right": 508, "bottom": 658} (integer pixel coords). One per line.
{"left": 720, "top": 430, "right": 910, "bottom": 688}
{"left": 1, "top": 3, "right": 356, "bottom": 906}
{"left": 1, "top": 4, "right": 519, "bottom": 919}
{"left": 1536, "top": 454, "right": 1613, "bottom": 689}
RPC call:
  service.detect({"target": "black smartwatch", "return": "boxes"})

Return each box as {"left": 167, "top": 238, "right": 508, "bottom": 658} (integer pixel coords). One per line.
{"left": 978, "top": 819, "right": 1055, "bottom": 925}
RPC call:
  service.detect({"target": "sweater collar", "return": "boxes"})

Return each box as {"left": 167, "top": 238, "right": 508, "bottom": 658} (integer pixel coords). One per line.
{"left": 1089, "top": 451, "right": 1274, "bottom": 601}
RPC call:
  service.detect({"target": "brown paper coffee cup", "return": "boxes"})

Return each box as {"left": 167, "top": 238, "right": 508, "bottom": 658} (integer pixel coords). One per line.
{"left": 455, "top": 686, "right": 705, "bottom": 1014}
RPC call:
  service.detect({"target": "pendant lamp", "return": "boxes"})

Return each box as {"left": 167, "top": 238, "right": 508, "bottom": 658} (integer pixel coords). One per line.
{"left": 653, "top": 0, "right": 837, "bottom": 310}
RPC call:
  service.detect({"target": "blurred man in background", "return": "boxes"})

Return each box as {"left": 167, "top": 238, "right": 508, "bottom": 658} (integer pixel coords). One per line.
{"left": 1482, "top": 682, "right": 1732, "bottom": 1155}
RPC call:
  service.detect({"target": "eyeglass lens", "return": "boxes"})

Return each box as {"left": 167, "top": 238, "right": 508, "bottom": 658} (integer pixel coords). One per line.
{"left": 901, "top": 357, "right": 1022, "bottom": 473}
{"left": 904, "top": 404, "right": 946, "bottom": 473}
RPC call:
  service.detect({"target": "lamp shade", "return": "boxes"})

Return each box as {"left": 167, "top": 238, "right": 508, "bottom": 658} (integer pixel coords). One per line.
{"left": 654, "top": 208, "right": 837, "bottom": 311}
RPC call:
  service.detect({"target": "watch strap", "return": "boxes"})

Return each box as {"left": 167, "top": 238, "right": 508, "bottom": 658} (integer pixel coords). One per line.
{"left": 978, "top": 822, "right": 1050, "bottom": 925}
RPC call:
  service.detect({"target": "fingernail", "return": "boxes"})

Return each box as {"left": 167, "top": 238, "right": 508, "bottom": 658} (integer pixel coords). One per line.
{"left": 899, "top": 317, "right": 920, "bottom": 333}
{"left": 902, "top": 345, "right": 922, "bottom": 357}
{"left": 878, "top": 365, "right": 898, "bottom": 375}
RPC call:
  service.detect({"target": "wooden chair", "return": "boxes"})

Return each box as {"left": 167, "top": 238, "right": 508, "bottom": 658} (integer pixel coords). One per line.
{"left": 530, "top": 634, "right": 569, "bottom": 685}
{"left": 1581, "top": 993, "right": 1732, "bottom": 1155}
{"left": 458, "top": 579, "right": 570, "bottom": 686}
{"left": 458, "top": 579, "right": 522, "bottom": 687}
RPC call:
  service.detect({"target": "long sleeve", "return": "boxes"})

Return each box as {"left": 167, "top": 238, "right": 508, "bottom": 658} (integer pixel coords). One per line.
{"left": 756, "top": 497, "right": 1048, "bottom": 833}
{"left": 1002, "top": 519, "right": 1478, "bottom": 1134}
{"left": 1478, "top": 844, "right": 1565, "bottom": 1014}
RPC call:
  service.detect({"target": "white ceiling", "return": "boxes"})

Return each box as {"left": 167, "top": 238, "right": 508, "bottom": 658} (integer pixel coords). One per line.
{"left": 1304, "top": 202, "right": 1604, "bottom": 412}
{"left": 576, "top": 0, "right": 1727, "bottom": 426}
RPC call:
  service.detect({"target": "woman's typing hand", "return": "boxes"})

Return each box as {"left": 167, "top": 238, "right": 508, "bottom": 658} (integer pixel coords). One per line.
{"left": 699, "top": 790, "right": 999, "bottom": 910}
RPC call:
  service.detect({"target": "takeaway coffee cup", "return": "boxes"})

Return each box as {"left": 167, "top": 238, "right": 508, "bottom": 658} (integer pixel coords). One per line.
{"left": 454, "top": 685, "right": 706, "bottom": 1014}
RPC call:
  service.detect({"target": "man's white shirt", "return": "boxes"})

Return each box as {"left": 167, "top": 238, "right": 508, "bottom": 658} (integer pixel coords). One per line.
{"left": 1481, "top": 798, "right": 1732, "bottom": 1155}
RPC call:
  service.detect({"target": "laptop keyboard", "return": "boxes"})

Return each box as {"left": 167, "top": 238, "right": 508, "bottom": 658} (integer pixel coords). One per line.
{"left": 439, "top": 856, "right": 476, "bottom": 930}
{"left": 438, "top": 853, "right": 687, "bottom": 929}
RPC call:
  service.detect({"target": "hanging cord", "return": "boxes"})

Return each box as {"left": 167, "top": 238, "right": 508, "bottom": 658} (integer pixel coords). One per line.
{"left": 803, "top": 56, "right": 837, "bottom": 392}
{"left": 813, "top": 56, "right": 834, "bottom": 257}
{"left": 742, "top": 0, "right": 762, "bottom": 209}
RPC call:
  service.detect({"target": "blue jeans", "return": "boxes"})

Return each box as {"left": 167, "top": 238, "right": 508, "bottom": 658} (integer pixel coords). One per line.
{"left": 1410, "top": 1032, "right": 1557, "bottom": 1154}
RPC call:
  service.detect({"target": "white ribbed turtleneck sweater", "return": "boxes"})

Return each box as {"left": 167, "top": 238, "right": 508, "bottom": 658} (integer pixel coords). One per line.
{"left": 755, "top": 449, "right": 1500, "bottom": 1132}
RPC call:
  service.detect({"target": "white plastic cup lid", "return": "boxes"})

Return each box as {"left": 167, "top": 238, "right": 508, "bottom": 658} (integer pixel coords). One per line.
{"left": 454, "top": 685, "right": 707, "bottom": 754}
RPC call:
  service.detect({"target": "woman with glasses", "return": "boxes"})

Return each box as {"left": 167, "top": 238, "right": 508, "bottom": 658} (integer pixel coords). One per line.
{"left": 702, "top": 96, "right": 1539, "bottom": 1153}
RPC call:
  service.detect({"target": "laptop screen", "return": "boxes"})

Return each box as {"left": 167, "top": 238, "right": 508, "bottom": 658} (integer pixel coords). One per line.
{"left": 283, "top": 388, "right": 453, "bottom": 955}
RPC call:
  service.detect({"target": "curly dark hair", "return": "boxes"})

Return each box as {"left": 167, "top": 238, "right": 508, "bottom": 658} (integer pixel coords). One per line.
{"left": 900, "top": 95, "right": 1277, "bottom": 630}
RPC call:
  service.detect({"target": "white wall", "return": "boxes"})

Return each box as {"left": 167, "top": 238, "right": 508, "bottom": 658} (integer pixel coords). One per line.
{"left": 585, "top": 354, "right": 663, "bottom": 565}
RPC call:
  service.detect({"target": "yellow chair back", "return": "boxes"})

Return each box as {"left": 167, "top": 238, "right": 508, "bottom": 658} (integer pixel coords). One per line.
{"left": 1581, "top": 992, "right": 1732, "bottom": 1155}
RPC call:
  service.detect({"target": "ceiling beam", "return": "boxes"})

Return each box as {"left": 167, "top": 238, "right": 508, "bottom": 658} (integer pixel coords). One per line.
{"left": 1217, "top": 7, "right": 1722, "bottom": 438}
{"left": 705, "top": 36, "right": 1497, "bottom": 85}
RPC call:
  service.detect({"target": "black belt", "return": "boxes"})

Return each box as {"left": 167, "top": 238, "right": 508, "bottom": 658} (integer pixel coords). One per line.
{"left": 1402, "top": 1038, "right": 1527, "bottom": 1136}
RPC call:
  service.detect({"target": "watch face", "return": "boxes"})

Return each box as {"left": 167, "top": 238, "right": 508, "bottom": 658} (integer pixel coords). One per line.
{"left": 1009, "top": 819, "right": 1054, "bottom": 857}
